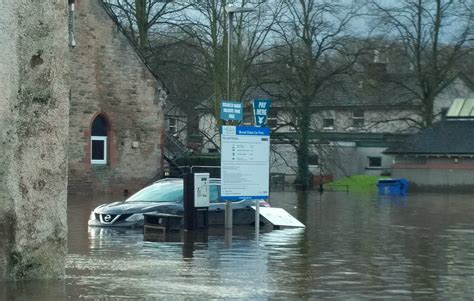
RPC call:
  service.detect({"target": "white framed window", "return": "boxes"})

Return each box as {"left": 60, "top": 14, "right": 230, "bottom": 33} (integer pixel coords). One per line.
{"left": 91, "top": 114, "right": 109, "bottom": 165}
{"left": 352, "top": 110, "right": 364, "bottom": 128}
{"left": 308, "top": 154, "right": 319, "bottom": 166}
{"left": 267, "top": 110, "right": 278, "bottom": 129}
{"left": 167, "top": 118, "right": 177, "bottom": 133}
{"left": 322, "top": 110, "right": 335, "bottom": 130}
{"left": 323, "top": 118, "right": 335, "bottom": 129}
{"left": 367, "top": 156, "right": 382, "bottom": 169}
{"left": 91, "top": 136, "right": 107, "bottom": 164}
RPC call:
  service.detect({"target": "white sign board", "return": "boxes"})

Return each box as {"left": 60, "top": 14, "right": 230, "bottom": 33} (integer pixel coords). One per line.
{"left": 253, "top": 207, "right": 305, "bottom": 228}
{"left": 194, "top": 173, "right": 210, "bottom": 207}
{"left": 221, "top": 126, "right": 270, "bottom": 200}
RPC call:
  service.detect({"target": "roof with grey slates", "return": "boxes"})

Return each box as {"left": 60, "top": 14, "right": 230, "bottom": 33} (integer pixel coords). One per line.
{"left": 385, "top": 120, "right": 474, "bottom": 155}
{"left": 249, "top": 73, "right": 421, "bottom": 108}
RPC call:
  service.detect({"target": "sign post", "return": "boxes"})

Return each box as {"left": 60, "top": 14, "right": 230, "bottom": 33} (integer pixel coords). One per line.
{"left": 220, "top": 100, "right": 243, "bottom": 233}
{"left": 221, "top": 126, "right": 270, "bottom": 236}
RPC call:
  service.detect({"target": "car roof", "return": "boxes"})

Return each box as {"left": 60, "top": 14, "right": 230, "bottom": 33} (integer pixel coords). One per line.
{"left": 154, "top": 178, "right": 220, "bottom": 184}
{"left": 155, "top": 178, "right": 182, "bottom": 183}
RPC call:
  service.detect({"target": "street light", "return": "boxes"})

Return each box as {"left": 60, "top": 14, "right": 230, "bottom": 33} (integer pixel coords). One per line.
{"left": 225, "top": 4, "right": 256, "bottom": 100}
{"left": 223, "top": 4, "right": 256, "bottom": 236}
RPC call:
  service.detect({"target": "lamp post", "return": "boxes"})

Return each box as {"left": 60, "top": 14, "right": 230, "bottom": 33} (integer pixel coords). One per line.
{"left": 225, "top": 4, "right": 256, "bottom": 101}
{"left": 223, "top": 4, "right": 256, "bottom": 235}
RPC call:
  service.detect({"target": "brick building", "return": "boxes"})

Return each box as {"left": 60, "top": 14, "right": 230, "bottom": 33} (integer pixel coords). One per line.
{"left": 386, "top": 98, "right": 474, "bottom": 191}
{"left": 68, "top": 0, "right": 167, "bottom": 194}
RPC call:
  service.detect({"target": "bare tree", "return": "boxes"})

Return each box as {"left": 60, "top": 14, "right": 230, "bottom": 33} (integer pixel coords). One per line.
{"left": 260, "top": 0, "right": 364, "bottom": 189}
{"left": 102, "top": 0, "right": 189, "bottom": 53}
{"left": 171, "top": 0, "right": 279, "bottom": 119}
{"left": 369, "top": 0, "right": 474, "bottom": 127}
{"left": 143, "top": 0, "right": 280, "bottom": 153}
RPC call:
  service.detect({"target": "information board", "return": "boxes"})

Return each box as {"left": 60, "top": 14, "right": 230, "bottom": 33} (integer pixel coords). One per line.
{"left": 221, "top": 126, "right": 270, "bottom": 200}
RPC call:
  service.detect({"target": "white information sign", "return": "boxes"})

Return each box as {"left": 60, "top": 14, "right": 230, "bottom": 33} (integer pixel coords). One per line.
{"left": 194, "top": 173, "right": 210, "bottom": 207}
{"left": 252, "top": 207, "right": 306, "bottom": 228}
{"left": 221, "top": 126, "right": 270, "bottom": 200}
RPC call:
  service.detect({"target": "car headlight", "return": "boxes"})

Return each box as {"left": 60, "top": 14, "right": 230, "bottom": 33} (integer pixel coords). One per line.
{"left": 125, "top": 214, "right": 143, "bottom": 222}
{"left": 89, "top": 211, "right": 96, "bottom": 221}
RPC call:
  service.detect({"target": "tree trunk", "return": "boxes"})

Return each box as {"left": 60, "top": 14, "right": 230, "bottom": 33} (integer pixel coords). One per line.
{"left": 422, "top": 94, "right": 435, "bottom": 127}
{"left": 136, "top": 0, "right": 148, "bottom": 52}
{"left": 295, "top": 100, "right": 311, "bottom": 190}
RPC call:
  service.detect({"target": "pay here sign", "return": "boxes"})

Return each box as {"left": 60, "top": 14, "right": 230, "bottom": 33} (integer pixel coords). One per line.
{"left": 221, "top": 126, "right": 270, "bottom": 200}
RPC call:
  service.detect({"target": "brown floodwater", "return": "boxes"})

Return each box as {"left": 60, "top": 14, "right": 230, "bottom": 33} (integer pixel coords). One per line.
{"left": 2, "top": 191, "right": 474, "bottom": 300}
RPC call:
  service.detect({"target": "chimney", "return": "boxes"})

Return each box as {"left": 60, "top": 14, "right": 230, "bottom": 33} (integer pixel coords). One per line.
{"left": 367, "top": 49, "right": 386, "bottom": 80}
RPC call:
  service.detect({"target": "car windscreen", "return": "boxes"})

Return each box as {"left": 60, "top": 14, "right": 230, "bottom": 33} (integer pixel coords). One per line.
{"left": 210, "top": 184, "right": 221, "bottom": 203}
{"left": 126, "top": 182, "right": 183, "bottom": 203}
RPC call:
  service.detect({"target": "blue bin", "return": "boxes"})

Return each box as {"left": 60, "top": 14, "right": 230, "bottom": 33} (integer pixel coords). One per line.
{"left": 376, "top": 178, "right": 409, "bottom": 195}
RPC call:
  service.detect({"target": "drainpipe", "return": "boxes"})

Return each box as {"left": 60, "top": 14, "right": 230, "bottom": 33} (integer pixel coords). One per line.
{"left": 69, "top": 0, "right": 76, "bottom": 48}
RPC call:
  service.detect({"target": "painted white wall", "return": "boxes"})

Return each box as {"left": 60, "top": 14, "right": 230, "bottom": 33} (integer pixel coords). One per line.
{"left": 199, "top": 113, "right": 220, "bottom": 153}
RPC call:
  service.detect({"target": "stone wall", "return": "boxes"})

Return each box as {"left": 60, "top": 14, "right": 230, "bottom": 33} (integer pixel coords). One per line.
{"left": 0, "top": 0, "right": 69, "bottom": 279}
{"left": 68, "top": 0, "right": 166, "bottom": 194}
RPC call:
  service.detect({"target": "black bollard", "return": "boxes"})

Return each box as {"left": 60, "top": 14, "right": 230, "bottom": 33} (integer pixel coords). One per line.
{"left": 183, "top": 172, "right": 195, "bottom": 231}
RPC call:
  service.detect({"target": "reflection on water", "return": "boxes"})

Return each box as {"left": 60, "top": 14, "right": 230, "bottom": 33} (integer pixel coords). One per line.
{"left": 1, "top": 192, "right": 474, "bottom": 299}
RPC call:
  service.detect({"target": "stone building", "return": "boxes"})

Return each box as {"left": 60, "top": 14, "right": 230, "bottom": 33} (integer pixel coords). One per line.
{"left": 68, "top": 0, "right": 167, "bottom": 194}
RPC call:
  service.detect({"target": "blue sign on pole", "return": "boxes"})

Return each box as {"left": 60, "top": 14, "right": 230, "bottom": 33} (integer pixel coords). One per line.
{"left": 253, "top": 99, "right": 272, "bottom": 126}
{"left": 220, "top": 101, "right": 243, "bottom": 121}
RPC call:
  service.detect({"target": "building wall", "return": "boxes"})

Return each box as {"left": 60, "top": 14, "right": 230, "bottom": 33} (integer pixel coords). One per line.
{"left": 0, "top": 0, "right": 68, "bottom": 280}
{"left": 270, "top": 143, "right": 392, "bottom": 184}
{"left": 68, "top": 0, "right": 166, "bottom": 194}
{"left": 392, "top": 157, "right": 474, "bottom": 191}
{"left": 199, "top": 113, "right": 220, "bottom": 153}
{"left": 165, "top": 109, "right": 187, "bottom": 144}
{"left": 271, "top": 107, "right": 420, "bottom": 135}
{"left": 196, "top": 74, "right": 471, "bottom": 182}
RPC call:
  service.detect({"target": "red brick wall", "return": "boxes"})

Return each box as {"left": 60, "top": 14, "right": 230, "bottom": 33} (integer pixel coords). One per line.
{"left": 391, "top": 156, "right": 474, "bottom": 190}
{"left": 393, "top": 159, "right": 474, "bottom": 170}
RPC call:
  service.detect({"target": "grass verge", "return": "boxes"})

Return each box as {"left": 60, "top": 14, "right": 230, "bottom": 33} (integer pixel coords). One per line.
{"left": 326, "top": 175, "right": 388, "bottom": 193}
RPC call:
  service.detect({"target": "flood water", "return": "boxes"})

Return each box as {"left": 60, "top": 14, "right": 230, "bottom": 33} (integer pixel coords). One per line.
{"left": 2, "top": 191, "right": 474, "bottom": 300}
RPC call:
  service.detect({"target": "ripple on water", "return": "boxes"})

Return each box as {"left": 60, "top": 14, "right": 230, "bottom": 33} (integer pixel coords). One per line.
{"left": 7, "top": 192, "right": 474, "bottom": 300}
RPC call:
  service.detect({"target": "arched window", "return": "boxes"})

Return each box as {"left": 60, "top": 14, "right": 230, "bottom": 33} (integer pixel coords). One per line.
{"left": 91, "top": 114, "right": 108, "bottom": 165}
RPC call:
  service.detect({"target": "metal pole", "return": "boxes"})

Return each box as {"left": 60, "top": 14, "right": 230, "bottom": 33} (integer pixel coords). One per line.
{"left": 255, "top": 199, "right": 260, "bottom": 241}
{"left": 227, "top": 11, "right": 233, "bottom": 101}
{"left": 224, "top": 228, "right": 233, "bottom": 249}
{"left": 225, "top": 10, "right": 234, "bottom": 232}
{"left": 225, "top": 199, "right": 233, "bottom": 230}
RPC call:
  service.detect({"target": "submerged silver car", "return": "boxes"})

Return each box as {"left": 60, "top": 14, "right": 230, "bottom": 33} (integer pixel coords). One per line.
{"left": 88, "top": 178, "right": 269, "bottom": 227}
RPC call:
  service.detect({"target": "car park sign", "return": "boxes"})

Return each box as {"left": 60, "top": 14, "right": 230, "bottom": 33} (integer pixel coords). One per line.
{"left": 253, "top": 99, "right": 272, "bottom": 126}
{"left": 221, "top": 126, "right": 270, "bottom": 200}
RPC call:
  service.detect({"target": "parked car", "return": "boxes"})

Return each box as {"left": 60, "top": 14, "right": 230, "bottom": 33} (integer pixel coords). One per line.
{"left": 88, "top": 178, "right": 270, "bottom": 227}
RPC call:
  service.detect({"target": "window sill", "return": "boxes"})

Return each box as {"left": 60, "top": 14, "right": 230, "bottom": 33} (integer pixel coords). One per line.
{"left": 91, "top": 163, "right": 108, "bottom": 169}
{"left": 366, "top": 167, "right": 382, "bottom": 170}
